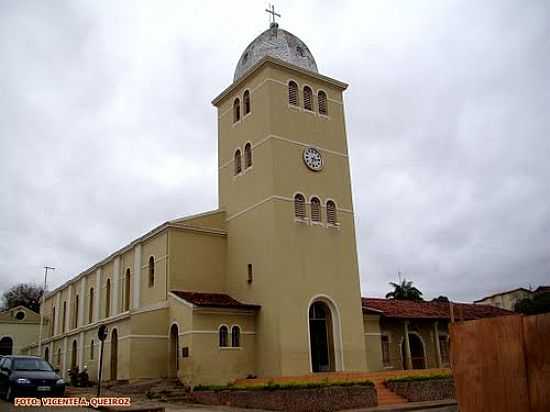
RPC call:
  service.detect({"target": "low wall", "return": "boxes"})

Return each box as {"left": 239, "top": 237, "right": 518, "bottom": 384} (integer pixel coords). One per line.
{"left": 386, "top": 378, "right": 455, "bottom": 402}
{"left": 193, "top": 385, "right": 378, "bottom": 412}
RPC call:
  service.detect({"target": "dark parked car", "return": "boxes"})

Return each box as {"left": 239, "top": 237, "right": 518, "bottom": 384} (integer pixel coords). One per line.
{"left": 0, "top": 356, "right": 65, "bottom": 401}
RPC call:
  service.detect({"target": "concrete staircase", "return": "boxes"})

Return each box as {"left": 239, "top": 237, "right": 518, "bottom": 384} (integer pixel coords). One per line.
{"left": 367, "top": 373, "right": 409, "bottom": 406}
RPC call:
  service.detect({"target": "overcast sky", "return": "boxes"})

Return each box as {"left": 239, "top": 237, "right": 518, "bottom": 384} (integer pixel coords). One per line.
{"left": 1, "top": 0, "right": 549, "bottom": 303}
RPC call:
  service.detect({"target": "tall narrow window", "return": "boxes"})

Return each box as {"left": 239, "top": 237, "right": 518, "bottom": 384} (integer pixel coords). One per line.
{"left": 243, "top": 90, "right": 251, "bottom": 115}
{"left": 234, "top": 149, "right": 242, "bottom": 175}
{"left": 88, "top": 288, "right": 94, "bottom": 323}
{"left": 219, "top": 326, "right": 228, "bottom": 347}
{"left": 318, "top": 91, "right": 328, "bottom": 115}
{"left": 231, "top": 326, "right": 241, "bottom": 347}
{"left": 74, "top": 295, "right": 79, "bottom": 329}
{"left": 105, "top": 279, "right": 111, "bottom": 318}
{"left": 57, "top": 348, "right": 61, "bottom": 366}
{"left": 233, "top": 98, "right": 241, "bottom": 123}
{"left": 294, "top": 194, "right": 306, "bottom": 219}
{"left": 62, "top": 301, "right": 67, "bottom": 332}
{"left": 247, "top": 264, "right": 253, "bottom": 283}
{"left": 44, "top": 347, "right": 49, "bottom": 362}
{"left": 90, "top": 340, "right": 95, "bottom": 360}
{"left": 303, "top": 86, "right": 313, "bottom": 111}
{"left": 326, "top": 200, "right": 337, "bottom": 225}
{"left": 124, "top": 269, "right": 131, "bottom": 311}
{"left": 381, "top": 335, "right": 391, "bottom": 366}
{"left": 51, "top": 307, "right": 56, "bottom": 335}
{"left": 311, "top": 197, "right": 321, "bottom": 222}
{"left": 288, "top": 81, "right": 298, "bottom": 106}
{"left": 244, "top": 143, "right": 252, "bottom": 169}
{"left": 148, "top": 256, "right": 155, "bottom": 288}
{"left": 439, "top": 336, "right": 449, "bottom": 364}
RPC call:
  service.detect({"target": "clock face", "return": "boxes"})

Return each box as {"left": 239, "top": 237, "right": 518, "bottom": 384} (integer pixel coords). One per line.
{"left": 303, "top": 147, "right": 323, "bottom": 171}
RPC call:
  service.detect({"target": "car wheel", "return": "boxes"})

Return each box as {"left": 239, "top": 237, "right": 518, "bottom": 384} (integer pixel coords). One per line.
{"left": 5, "top": 385, "right": 13, "bottom": 402}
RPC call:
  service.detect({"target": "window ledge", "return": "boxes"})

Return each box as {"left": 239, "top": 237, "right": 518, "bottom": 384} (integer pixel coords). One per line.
{"left": 219, "top": 346, "right": 242, "bottom": 351}
{"left": 311, "top": 220, "right": 323, "bottom": 226}
{"left": 319, "top": 114, "right": 330, "bottom": 120}
{"left": 288, "top": 104, "right": 301, "bottom": 111}
{"left": 243, "top": 112, "right": 252, "bottom": 120}
{"left": 304, "top": 109, "right": 316, "bottom": 116}
{"left": 327, "top": 223, "right": 340, "bottom": 229}
{"left": 232, "top": 120, "right": 241, "bottom": 127}
{"left": 294, "top": 217, "right": 309, "bottom": 224}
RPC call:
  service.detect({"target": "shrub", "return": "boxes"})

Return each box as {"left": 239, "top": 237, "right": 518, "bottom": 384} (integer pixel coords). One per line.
{"left": 193, "top": 379, "right": 374, "bottom": 392}
{"left": 385, "top": 372, "right": 452, "bottom": 384}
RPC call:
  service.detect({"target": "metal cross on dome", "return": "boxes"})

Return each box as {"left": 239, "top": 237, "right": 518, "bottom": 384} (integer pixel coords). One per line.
{"left": 265, "top": 4, "right": 281, "bottom": 25}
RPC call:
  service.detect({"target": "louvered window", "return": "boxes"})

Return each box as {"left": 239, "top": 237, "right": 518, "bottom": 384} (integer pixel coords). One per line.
{"left": 244, "top": 143, "right": 252, "bottom": 168}
{"left": 326, "top": 200, "right": 337, "bottom": 225}
{"left": 303, "top": 86, "right": 313, "bottom": 111}
{"left": 288, "top": 81, "right": 298, "bottom": 106}
{"left": 318, "top": 91, "right": 328, "bottom": 115}
{"left": 233, "top": 98, "right": 240, "bottom": 123}
{"left": 243, "top": 90, "right": 251, "bottom": 115}
{"left": 311, "top": 197, "right": 321, "bottom": 222}
{"left": 234, "top": 149, "right": 242, "bottom": 175}
{"left": 294, "top": 194, "right": 306, "bottom": 219}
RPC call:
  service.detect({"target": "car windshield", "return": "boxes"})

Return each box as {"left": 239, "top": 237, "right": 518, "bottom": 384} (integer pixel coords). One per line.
{"left": 12, "top": 359, "right": 53, "bottom": 371}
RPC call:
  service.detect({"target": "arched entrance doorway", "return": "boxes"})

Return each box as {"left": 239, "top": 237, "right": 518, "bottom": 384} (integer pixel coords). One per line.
{"left": 169, "top": 324, "right": 179, "bottom": 378}
{"left": 0, "top": 337, "right": 13, "bottom": 356}
{"left": 110, "top": 329, "right": 118, "bottom": 381}
{"left": 308, "top": 301, "right": 335, "bottom": 372}
{"left": 402, "top": 333, "right": 426, "bottom": 369}
{"left": 71, "top": 340, "right": 78, "bottom": 369}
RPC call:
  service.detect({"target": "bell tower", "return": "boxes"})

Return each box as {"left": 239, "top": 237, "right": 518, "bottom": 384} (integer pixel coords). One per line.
{"left": 212, "top": 19, "right": 367, "bottom": 376}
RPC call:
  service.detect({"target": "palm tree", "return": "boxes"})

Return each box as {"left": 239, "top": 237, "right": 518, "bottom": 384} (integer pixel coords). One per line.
{"left": 386, "top": 278, "right": 423, "bottom": 301}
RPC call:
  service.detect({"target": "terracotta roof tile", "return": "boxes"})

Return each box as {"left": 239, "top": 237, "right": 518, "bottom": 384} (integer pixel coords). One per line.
{"left": 362, "top": 297, "right": 513, "bottom": 320}
{"left": 171, "top": 290, "right": 260, "bottom": 310}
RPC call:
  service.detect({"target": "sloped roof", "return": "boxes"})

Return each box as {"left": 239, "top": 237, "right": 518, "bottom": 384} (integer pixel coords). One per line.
{"left": 0, "top": 305, "right": 41, "bottom": 323}
{"left": 362, "top": 297, "right": 513, "bottom": 320}
{"left": 170, "top": 291, "right": 261, "bottom": 311}
{"left": 474, "top": 287, "right": 532, "bottom": 303}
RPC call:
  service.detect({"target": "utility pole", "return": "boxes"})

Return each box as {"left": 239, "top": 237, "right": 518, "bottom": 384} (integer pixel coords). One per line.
{"left": 38, "top": 266, "right": 55, "bottom": 356}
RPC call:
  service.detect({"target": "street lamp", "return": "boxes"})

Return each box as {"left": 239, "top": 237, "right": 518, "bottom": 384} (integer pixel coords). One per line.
{"left": 38, "top": 266, "right": 55, "bottom": 356}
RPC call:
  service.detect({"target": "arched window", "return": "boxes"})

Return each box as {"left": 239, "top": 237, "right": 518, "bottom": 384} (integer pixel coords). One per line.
{"left": 44, "top": 347, "right": 49, "bottom": 362}
{"left": 90, "top": 340, "right": 95, "bottom": 360}
{"left": 303, "top": 86, "right": 313, "bottom": 111}
{"left": 233, "top": 98, "right": 241, "bottom": 123}
{"left": 231, "top": 326, "right": 241, "bottom": 347}
{"left": 294, "top": 194, "right": 306, "bottom": 219}
{"left": 326, "top": 200, "right": 337, "bottom": 225}
{"left": 148, "top": 256, "right": 155, "bottom": 288}
{"left": 318, "top": 91, "right": 328, "bottom": 115}
{"left": 243, "top": 90, "right": 251, "bottom": 115}
{"left": 105, "top": 279, "right": 111, "bottom": 318}
{"left": 0, "top": 337, "right": 13, "bottom": 356}
{"left": 288, "top": 81, "right": 298, "bottom": 106}
{"left": 62, "top": 301, "right": 67, "bottom": 332}
{"left": 219, "top": 325, "right": 228, "bottom": 347}
{"left": 124, "top": 269, "right": 131, "bottom": 311}
{"left": 244, "top": 143, "right": 252, "bottom": 169}
{"left": 311, "top": 197, "right": 321, "bottom": 222}
{"left": 88, "top": 288, "right": 94, "bottom": 323}
{"left": 74, "top": 295, "right": 79, "bottom": 329}
{"left": 51, "top": 307, "right": 56, "bottom": 335}
{"left": 234, "top": 149, "right": 242, "bottom": 175}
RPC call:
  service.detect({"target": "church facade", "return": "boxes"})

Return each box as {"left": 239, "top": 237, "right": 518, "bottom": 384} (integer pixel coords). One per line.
{"left": 23, "top": 22, "right": 508, "bottom": 385}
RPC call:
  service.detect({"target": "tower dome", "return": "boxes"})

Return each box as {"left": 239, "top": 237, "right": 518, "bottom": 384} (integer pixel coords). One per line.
{"left": 233, "top": 23, "right": 318, "bottom": 82}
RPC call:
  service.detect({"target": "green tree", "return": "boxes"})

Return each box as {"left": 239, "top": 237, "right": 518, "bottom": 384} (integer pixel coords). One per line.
{"left": 514, "top": 292, "right": 550, "bottom": 315}
{"left": 1, "top": 283, "right": 44, "bottom": 313}
{"left": 386, "top": 278, "right": 424, "bottom": 301}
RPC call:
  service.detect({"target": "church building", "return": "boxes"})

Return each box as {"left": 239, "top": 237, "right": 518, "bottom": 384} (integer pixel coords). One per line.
{"left": 24, "top": 18, "right": 508, "bottom": 385}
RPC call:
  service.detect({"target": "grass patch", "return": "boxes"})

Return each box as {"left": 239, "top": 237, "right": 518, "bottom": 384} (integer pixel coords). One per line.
{"left": 385, "top": 372, "right": 452, "bottom": 384}
{"left": 194, "top": 379, "right": 374, "bottom": 392}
